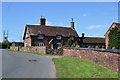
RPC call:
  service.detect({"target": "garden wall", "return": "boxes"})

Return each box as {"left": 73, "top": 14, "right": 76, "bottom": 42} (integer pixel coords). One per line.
{"left": 63, "top": 48, "right": 120, "bottom": 72}
{"left": 10, "top": 46, "right": 46, "bottom": 54}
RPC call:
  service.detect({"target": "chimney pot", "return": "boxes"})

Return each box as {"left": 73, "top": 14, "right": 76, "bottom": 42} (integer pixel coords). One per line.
{"left": 40, "top": 16, "right": 46, "bottom": 25}
{"left": 70, "top": 18, "right": 74, "bottom": 30}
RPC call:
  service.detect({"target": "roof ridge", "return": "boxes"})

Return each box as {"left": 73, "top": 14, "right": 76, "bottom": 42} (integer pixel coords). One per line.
{"left": 45, "top": 25, "right": 71, "bottom": 29}
{"left": 26, "top": 24, "right": 72, "bottom": 29}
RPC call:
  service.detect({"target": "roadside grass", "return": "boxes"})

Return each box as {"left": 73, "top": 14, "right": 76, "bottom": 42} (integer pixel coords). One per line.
{"left": 7, "top": 49, "right": 45, "bottom": 55}
{"left": 52, "top": 57, "right": 119, "bottom": 78}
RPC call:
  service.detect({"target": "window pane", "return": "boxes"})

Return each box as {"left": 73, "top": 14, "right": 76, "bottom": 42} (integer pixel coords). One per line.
{"left": 38, "top": 34, "right": 44, "bottom": 39}
{"left": 56, "top": 36, "right": 61, "bottom": 40}
{"left": 38, "top": 42, "right": 44, "bottom": 46}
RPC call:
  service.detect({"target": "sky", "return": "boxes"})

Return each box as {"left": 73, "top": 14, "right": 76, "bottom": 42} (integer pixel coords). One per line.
{"left": 1, "top": 2, "right": 118, "bottom": 42}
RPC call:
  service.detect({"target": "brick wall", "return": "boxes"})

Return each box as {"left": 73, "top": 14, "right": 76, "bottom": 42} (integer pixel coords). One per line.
{"left": 105, "top": 23, "right": 119, "bottom": 49}
{"left": 10, "top": 46, "right": 46, "bottom": 54}
{"left": 63, "top": 48, "right": 120, "bottom": 72}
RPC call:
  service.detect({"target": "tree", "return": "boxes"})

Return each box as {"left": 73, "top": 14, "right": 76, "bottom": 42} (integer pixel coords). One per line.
{"left": 67, "top": 38, "right": 73, "bottom": 47}
{"left": 108, "top": 27, "right": 120, "bottom": 49}
{"left": 1, "top": 40, "right": 11, "bottom": 49}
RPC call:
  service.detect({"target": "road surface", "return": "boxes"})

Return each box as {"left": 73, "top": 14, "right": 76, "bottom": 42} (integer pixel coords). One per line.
{"left": 2, "top": 49, "right": 60, "bottom": 78}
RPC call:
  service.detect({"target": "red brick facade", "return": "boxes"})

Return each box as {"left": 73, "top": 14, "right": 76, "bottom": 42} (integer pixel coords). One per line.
{"left": 104, "top": 23, "right": 120, "bottom": 49}
{"left": 23, "top": 17, "right": 79, "bottom": 48}
{"left": 23, "top": 17, "right": 106, "bottom": 49}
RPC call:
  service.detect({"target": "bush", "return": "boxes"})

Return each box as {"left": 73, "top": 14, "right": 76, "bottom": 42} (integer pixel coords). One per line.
{"left": 0, "top": 41, "right": 11, "bottom": 49}
{"left": 71, "top": 43, "right": 75, "bottom": 47}
{"left": 95, "top": 46, "right": 99, "bottom": 49}
{"left": 75, "top": 44, "right": 80, "bottom": 48}
{"left": 67, "top": 38, "right": 73, "bottom": 47}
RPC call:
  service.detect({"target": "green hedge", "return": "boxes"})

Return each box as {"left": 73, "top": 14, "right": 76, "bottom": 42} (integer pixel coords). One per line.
{"left": 0, "top": 42, "right": 11, "bottom": 49}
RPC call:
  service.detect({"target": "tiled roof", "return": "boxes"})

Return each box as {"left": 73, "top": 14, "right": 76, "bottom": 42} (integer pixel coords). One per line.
{"left": 26, "top": 25, "right": 79, "bottom": 37}
{"left": 113, "top": 22, "right": 120, "bottom": 30}
{"left": 104, "top": 22, "right": 120, "bottom": 35}
{"left": 83, "top": 37, "right": 105, "bottom": 43}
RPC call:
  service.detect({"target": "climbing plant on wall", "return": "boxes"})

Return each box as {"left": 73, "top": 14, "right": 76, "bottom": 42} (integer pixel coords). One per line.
{"left": 108, "top": 27, "right": 120, "bottom": 49}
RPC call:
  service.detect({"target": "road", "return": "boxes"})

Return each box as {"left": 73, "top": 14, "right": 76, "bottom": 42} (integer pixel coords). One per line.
{"left": 2, "top": 49, "right": 60, "bottom": 78}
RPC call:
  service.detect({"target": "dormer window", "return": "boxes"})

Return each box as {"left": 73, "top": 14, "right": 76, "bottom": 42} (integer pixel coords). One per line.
{"left": 56, "top": 35, "right": 62, "bottom": 40}
{"left": 38, "top": 34, "right": 44, "bottom": 39}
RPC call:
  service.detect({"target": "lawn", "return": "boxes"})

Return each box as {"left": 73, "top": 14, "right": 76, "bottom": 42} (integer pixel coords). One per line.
{"left": 52, "top": 57, "right": 119, "bottom": 78}
{"left": 7, "top": 49, "right": 44, "bottom": 55}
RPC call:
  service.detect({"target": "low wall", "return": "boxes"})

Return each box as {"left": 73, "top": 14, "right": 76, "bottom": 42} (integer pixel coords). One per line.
{"left": 10, "top": 46, "right": 46, "bottom": 54}
{"left": 63, "top": 48, "right": 120, "bottom": 72}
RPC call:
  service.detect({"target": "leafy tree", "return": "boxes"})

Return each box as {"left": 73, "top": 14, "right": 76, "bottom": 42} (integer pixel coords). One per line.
{"left": 67, "top": 38, "right": 73, "bottom": 47}
{"left": 108, "top": 27, "right": 120, "bottom": 49}
{"left": 0, "top": 41, "right": 11, "bottom": 49}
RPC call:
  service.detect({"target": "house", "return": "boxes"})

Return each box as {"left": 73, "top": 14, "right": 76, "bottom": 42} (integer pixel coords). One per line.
{"left": 104, "top": 22, "right": 120, "bottom": 49}
{"left": 79, "top": 33, "right": 105, "bottom": 48}
{"left": 23, "top": 16, "right": 79, "bottom": 49}
{"left": 11, "top": 42, "right": 24, "bottom": 47}
{"left": 81, "top": 37, "right": 105, "bottom": 48}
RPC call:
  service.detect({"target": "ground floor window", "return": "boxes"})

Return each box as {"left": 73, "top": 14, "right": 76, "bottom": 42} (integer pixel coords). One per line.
{"left": 38, "top": 42, "right": 44, "bottom": 46}
{"left": 56, "top": 43, "right": 62, "bottom": 48}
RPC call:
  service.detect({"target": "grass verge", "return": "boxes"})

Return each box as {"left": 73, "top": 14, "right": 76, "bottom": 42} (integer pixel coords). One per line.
{"left": 7, "top": 49, "right": 45, "bottom": 55}
{"left": 52, "top": 57, "right": 119, "bottom": 78}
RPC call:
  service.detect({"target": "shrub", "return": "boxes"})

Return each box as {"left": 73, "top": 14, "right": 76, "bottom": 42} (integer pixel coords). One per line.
{"left": 75, "top": 44, "right": 80, "bottom": 48}
{"left": 71, "top": 43, "right": 75, "bottom": 47}
{"left": 0, "top": 41, "right": 11, "bottom": 49}
{"left": 95, "top": 46, "right": 99, "bottom": 49}
{"left": 67, "top": 38, "right": 73, "bottom": 47}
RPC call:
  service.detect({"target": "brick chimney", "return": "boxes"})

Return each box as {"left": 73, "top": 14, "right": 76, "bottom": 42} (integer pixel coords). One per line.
{"left": 82, "top": 33, "right": 85, "bottom": 38}
{"left": 40, "top": 16, "right": 46, "bottom": 25}
{"left": 70, "top": 18, "right": 74, "bottom": 30}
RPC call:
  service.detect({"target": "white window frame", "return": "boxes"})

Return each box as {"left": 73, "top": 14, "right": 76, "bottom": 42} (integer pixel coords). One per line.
{"left": 38, "top": 42, "right": 44, "bottom": 46}
{"left": 70, "top": 36, "right": 74, "bottom": 40}
{"left": 56, "top": 35, "right": 62, "bottom": 40}
{"left": 57, "top": 43, "right": 62, "bottom": 47}
{"left": 38, "top": 34, "right": 44, "bottom": 39}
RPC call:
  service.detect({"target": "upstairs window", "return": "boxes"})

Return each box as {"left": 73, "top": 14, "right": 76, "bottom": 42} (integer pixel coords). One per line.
{"left": 38, "top": 34, "right": 44, "bottom": 39}
{"left": 70, "top": 35, "right": 74, "bottom": 40}
{"left": 56, "top": 35, "right": 62, "bottom": 40}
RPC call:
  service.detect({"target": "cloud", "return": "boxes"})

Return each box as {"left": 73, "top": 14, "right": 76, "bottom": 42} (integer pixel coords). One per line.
{"left": 46, "top": 20, "right": 53, "bottom": 25}
{"left": 87, "top": 34, "right": 104, "bottom": 37}
{"left": 82, "top": 14, "right": 87, "bottom": 17}
{"left": 88, "top": 25, "right": 107, "bottom": 29}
